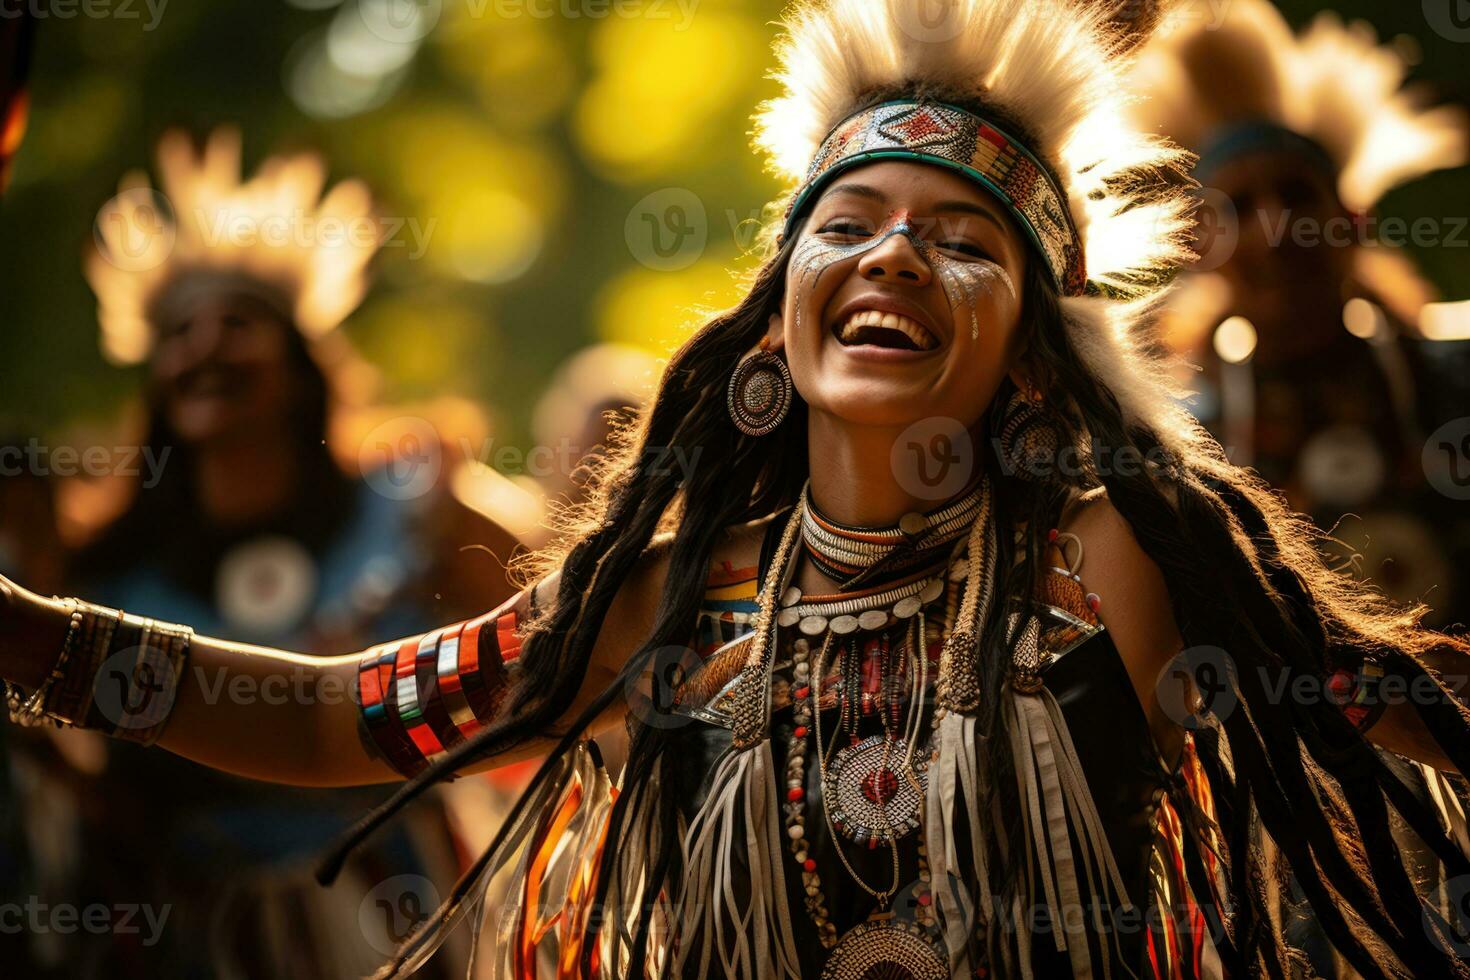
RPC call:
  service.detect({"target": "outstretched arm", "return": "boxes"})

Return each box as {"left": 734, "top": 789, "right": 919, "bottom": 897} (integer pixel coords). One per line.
{"left": 0, "top": 550, "right": 669, "bottom": 787}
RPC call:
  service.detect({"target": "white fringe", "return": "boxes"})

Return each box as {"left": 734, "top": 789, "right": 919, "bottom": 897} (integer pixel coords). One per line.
{"left": 924, "top": 709, "right": 990, "bottom": 973}
{"left": 673, "top": 740, "right": 803, "bottom": 979}
{"left": 1009, "top": 686, "right": 1134, "bottom": 980}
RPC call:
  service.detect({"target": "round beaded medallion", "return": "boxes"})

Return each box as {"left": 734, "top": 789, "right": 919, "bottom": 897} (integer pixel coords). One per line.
{"left": 826, "top": 735, "right": 929, "bottom": 844}
{"left": 818, "top": 915, "right": 948, "bottom": 980}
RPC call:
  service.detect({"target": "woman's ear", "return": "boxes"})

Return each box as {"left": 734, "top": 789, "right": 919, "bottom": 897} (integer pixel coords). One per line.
{"left": 765, "top": 312, "right": 786, "bottom": 354}
{"left": 1007, "top": 362, "right": 1034, "bottom": 399}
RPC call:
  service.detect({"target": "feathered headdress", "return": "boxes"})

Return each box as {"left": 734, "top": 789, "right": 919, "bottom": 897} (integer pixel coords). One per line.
{"left": 85, "top": 127, "right": 380, "bottom": 364}
{"left": 1129, "top": 0, "right": 1469, "bottom": 215}
{"left": 753, "top": 0, "right": 1204, "bottom": 454}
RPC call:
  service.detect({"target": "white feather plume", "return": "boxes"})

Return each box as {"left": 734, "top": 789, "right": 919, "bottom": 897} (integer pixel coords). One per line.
{"left": 753, "top": 0, "right": 1208, "bottom": 455}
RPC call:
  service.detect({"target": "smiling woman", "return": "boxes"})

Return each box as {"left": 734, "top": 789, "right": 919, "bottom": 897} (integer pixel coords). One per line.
{"left": 1, "top": 1, "right": 1469, "bottom": 978}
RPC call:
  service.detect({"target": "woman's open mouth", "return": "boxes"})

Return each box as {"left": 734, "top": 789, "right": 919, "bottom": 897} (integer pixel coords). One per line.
{"left": 833, "top": 309, "right": 938, "bottom": 351}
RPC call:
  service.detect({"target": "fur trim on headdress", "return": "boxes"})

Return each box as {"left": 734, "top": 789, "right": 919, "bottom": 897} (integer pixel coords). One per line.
{"left": 85, "top": 127, "right": 380, "bottom": 364}
{"left": 753, "top": 0, "right": 1206, "bottom": 455}
{"left": 1130, "top": 0, "right": 1469, "bottom": 214}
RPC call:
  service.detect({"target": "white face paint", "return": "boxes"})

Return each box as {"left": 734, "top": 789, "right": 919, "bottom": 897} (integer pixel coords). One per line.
{"left": 789, "top": 208, "right": 1016, "bottom": 342}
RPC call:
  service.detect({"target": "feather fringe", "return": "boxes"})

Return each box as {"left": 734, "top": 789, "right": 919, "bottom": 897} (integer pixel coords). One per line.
{"left": 494, "top": 742, "right": 616, "bottom": 978}
{"left": 370, "top": 750, "right": 580, "bottom": 979}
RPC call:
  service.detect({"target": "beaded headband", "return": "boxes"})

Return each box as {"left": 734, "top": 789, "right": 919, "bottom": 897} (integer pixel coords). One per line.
{"left": 781, "top": 100, "right": 1087, "bottom": 296}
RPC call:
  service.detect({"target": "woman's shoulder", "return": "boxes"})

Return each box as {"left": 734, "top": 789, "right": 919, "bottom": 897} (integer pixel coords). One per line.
{"left": 1054, "top": 487, "right": 1186, "bottom": 752}
{"left": 1053, "top": 487, "right": 1175, "bottom": 634}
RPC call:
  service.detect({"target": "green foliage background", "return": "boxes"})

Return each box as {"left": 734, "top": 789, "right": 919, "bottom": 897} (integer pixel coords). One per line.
{"left": 1, "top": 0, "right": 1466, "bottom": 451}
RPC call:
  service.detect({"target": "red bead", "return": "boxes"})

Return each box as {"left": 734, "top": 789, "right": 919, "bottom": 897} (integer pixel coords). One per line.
{"left": 803, "top": 859, "right": 817, "bottom": 872}
{"left": 787, "top": 787, "right": 804, "bottom": 802}
{"left": 1047, "top": 528, "right": 1059, "bottom": 543}
{"left": 861, "top": 768, "right": 899, "bottom": 805}
{"left": 918, "top": 893, "right": 932, "bottom": 906}
{"left": 794, "top": 686, "right": 810, "bottom": 700}
{"left": 794, "top": 725, "right": 808, "bottom": 738}
{"left": 1086, "top": 593, "right": 1101, "bottom": 612}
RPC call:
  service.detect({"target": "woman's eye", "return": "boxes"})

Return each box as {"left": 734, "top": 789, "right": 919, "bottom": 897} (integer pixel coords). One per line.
{"left": 938, "top": 240, "right": 990, "bottom": 260}
{"left": 818, "top": 220, "right": 871, "bottom": 237}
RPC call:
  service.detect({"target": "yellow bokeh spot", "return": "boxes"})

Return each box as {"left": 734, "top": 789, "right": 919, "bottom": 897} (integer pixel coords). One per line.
{"left": 434, "top": 10, "right": 574, "bottom": 131}
{"left": 575, "top": 12, "right": 764, "bottom": 180}
{"left": 1213, "top": 316, "right": 1258, "bottom": 365}
{"left": 373, "top": 106, "right": 566, "bottom": 282}
{"left": 352, "top": 293, "right": 496, "bottom": 392}
{"left": 596, "top": 259, "right": 751, "bottom": 354}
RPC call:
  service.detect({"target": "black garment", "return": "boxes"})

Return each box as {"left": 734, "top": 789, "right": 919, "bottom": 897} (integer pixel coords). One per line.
{"left": 668, "top": 624, "right": 1168, "bottom": 978}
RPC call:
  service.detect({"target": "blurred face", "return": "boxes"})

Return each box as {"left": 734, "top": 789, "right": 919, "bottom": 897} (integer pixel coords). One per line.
{"left": 149, "top": 294, "right": 298, "bottom": 445}
{"left": 1206, "top": 150, "right": 1352, "bottom": 308}
{"left": 777, "top": 160, "right": 1029, "bottom": 432}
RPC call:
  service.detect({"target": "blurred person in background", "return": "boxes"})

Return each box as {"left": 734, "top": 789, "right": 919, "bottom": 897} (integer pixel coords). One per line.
{"left": 1132, "top": 4, "right": 1470, "bottom": 976}
{"left": 1130, "top": 0, "right": 1470, "bottom": 628}
{"left": 31, "top": 127, "right": 523, "bottom": 978}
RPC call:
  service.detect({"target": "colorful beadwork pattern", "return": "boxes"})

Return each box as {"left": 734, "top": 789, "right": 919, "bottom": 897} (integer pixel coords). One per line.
{"left": 356, "top": 600, "right": 521, "bottom": 778}
{"left": 782, "top": 100, "right": 1086, "bottom": 296}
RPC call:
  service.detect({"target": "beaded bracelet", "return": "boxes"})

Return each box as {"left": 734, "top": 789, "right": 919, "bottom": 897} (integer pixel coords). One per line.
{"left": 356, "top": 599, "right": 522, "bottom": 779}
{"left": 4, "top": 600, "right": 191, "bottom": 744}
{"left": 4, "top": 601, "right": 84, "bottom": 728}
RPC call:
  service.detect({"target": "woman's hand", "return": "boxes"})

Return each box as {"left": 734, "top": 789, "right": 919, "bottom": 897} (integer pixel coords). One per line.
{"left": 0, "top": 573, "right": 73, "bottom": 691}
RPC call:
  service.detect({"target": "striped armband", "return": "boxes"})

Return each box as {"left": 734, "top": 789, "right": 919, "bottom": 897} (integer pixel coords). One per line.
{"left": 355, "top": 599, "right": 524, "bottom": 779}
{"left": 1327, "top": 657, "right": 1387, "bottom": 732}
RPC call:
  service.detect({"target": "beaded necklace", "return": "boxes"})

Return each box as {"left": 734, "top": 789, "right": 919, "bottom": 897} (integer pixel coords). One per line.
{"left": 800, "top": 478, "right": 984, "bottom": 588}
{"left": 771, "top": 482, "right": 991, "bottom": 979}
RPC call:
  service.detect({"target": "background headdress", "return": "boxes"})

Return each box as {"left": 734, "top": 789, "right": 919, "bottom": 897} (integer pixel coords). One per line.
{"left": 1129, "top": 0, "right": 1469, "bottom": 216}
{"left": 752, "top": 0, "right": 1204, "bottom": 455}
{"left": 1128, "top": 0, "right": 1470, "bottom": 338}
{"left": 85, "top": 127, "right": 380, "bottom": 365}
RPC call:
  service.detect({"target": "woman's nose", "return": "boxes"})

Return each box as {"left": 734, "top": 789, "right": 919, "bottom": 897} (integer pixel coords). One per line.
{"left": 183, "top": 317, "right": 228, "bottom": 361}
{"left": 856, "top": 229, "right": 933, "bottom": 287}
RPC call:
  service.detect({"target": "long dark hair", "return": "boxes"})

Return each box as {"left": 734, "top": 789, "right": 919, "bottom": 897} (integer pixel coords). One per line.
{"left": 333, "top": 123, "right": 1470, "bottom": 980}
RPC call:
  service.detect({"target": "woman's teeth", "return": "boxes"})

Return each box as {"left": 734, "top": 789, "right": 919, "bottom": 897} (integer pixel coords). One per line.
{"left": 836, "top": 309, "right": 937, "bottom": 351}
